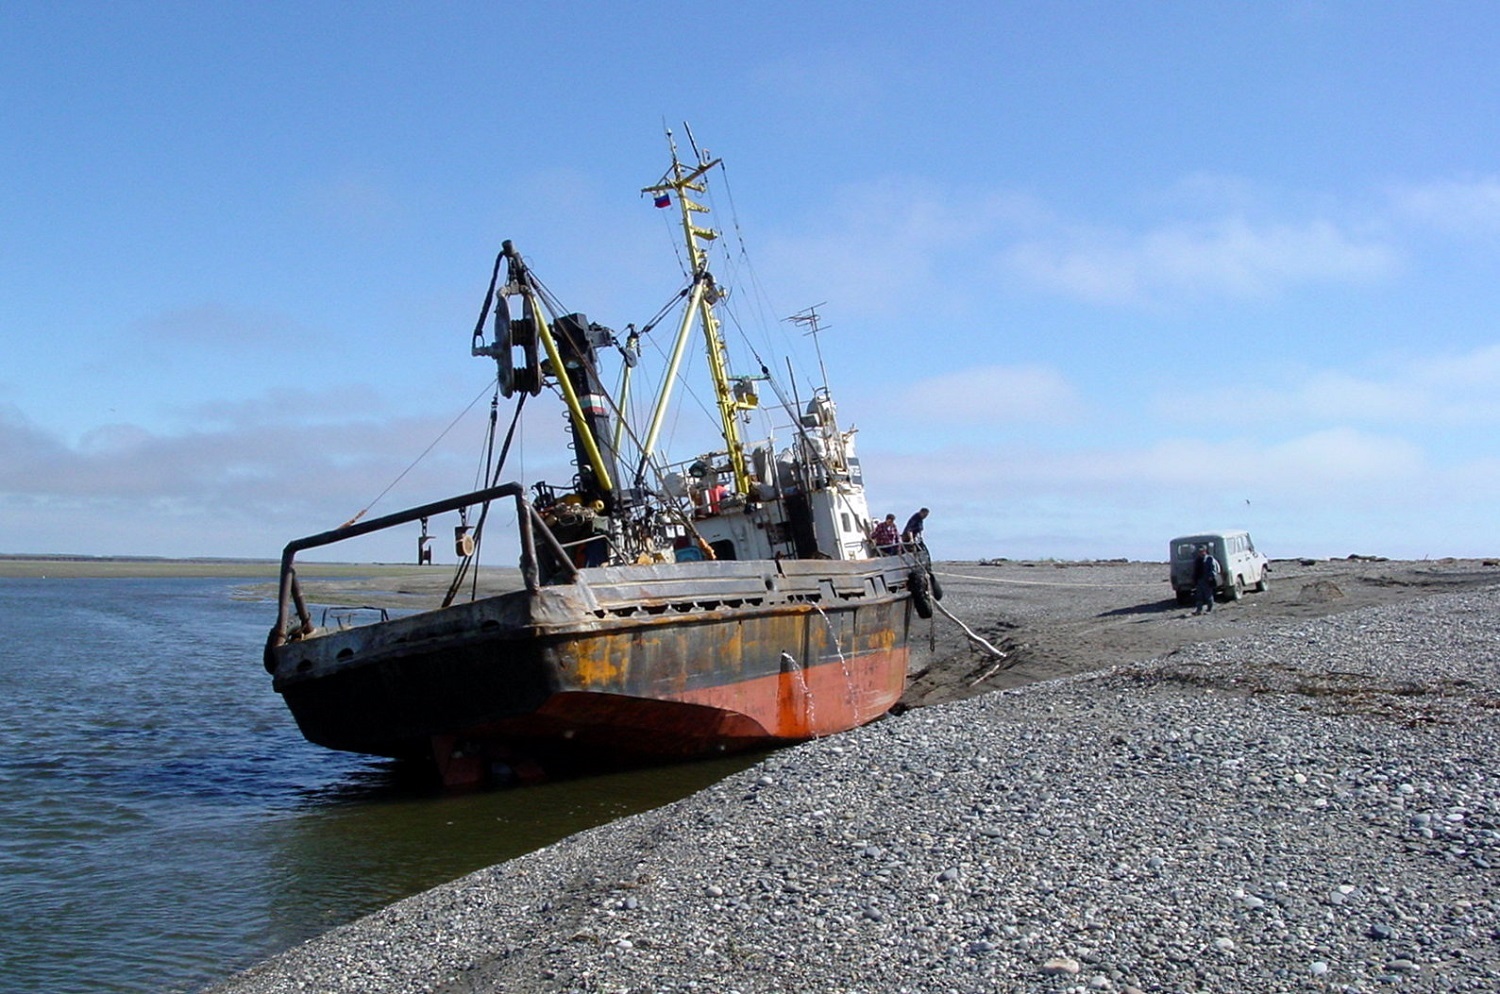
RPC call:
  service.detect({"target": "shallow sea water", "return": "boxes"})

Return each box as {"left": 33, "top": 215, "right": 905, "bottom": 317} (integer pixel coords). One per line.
{"left": 0, "top": 576, "right": 754, "bottom": 993}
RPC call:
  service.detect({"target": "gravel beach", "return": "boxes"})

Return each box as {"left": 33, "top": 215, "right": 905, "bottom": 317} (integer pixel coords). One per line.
{"left": 209, "top": 560, "right": 1500, "bottom": 993}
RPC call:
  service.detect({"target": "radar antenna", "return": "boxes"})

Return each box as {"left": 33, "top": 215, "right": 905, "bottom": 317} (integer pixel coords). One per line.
{"left": 784, "top": 303, "right": 833, "bottom": 396}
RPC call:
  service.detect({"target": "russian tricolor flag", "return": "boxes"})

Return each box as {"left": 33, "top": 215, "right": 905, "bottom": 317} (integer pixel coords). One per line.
{"left": 654, "top": 192, "right": 671, "bottom": 208}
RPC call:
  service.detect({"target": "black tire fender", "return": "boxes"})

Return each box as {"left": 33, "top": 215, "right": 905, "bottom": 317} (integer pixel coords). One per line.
{"left": 909, "top": 568, "right": 934, "bottom": 619}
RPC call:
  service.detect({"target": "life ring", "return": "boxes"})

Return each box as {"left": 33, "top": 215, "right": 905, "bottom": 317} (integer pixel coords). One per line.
{"left": 909, "top": 568, "right": 933, "bottom": 619}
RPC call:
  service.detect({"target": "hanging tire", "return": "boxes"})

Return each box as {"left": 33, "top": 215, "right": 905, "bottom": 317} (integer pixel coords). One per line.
{"left": 928, "top": 570, "right": 944, "bottom": 601}
{"left": 909, "top": 569, "right": 934, "bottom": 619}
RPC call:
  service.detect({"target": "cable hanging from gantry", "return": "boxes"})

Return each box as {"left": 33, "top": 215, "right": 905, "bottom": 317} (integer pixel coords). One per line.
{"left": 334, "top": 380, "right": 495, "bottom": 531}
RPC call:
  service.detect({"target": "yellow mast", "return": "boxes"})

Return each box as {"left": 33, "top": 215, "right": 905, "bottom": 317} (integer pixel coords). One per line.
{"left": 527, "top": 289, "right": 615, "bottom": 494}
{"left": 640, "top": 133, "right": 755, "bottom": 495}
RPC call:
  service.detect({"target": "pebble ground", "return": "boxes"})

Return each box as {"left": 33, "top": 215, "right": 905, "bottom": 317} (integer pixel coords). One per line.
{"left": 209, "top": 586, "right": 1500, "bottom": 994}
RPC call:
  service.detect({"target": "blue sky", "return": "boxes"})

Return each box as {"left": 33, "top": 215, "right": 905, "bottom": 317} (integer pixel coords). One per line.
{"left": 4, "top": 2, "right": 1499, "bottom": 563}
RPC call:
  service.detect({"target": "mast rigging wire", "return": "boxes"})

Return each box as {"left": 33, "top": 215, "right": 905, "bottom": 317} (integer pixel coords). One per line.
{"left": 443, "top": 389, "right": 528, "bottom": 607}
{"left": 335, "top": 380, "right": 495, "bottom": 530}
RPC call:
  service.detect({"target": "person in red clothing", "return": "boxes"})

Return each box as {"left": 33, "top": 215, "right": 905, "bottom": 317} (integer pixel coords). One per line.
{"left": 870, "top": 513, "right": 900, "bottom": 555}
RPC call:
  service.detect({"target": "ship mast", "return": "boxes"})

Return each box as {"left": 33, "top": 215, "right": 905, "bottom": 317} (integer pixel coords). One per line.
{"left": 640, "top": 130, "right": 754, "bottom": 496}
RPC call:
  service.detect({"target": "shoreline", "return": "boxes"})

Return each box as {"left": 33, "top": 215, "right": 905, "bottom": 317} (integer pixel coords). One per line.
{"left": 207, "top": 583, "right": 1500, "bottom": 993}
{"left": 0, "top": 557, "right": 434, "bottom": 580}
{"left": 15, "top": 554, "right": 1496, "bottom": 991}
{"left": 3, "top": 552, "right": 1487, "bottom": 580}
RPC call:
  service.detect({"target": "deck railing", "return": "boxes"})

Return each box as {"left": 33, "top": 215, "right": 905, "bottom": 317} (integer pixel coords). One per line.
{"left": 267, "top": 483, "right": 578, "bottom": 650}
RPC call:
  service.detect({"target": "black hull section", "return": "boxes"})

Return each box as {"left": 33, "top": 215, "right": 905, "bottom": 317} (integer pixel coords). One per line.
{"left": 270, "top": 557, "right": 920, "bottom": 777}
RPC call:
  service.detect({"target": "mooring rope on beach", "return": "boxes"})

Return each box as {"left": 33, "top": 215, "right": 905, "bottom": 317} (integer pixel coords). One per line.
{"left": 929, "top": 595, "right": 1008, "bottom": 662}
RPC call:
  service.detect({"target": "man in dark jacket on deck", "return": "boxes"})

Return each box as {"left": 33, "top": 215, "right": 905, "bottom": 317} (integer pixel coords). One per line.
{"left": 902, "top": 508, "right": 930, "bottom": 548}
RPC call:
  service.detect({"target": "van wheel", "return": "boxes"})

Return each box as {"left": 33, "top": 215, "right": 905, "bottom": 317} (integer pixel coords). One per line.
{"left": 1176, "top": 590, "right": 1194, "bottom": 607}
{"left": 1256, "top": 570, "right": 1269, "bottom": 593}
{"left": 1229, "top": 576, "right": 1245, "bottom": 601}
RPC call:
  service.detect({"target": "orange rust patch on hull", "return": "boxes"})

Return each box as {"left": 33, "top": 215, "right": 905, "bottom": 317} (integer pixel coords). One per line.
{"left": 679, "top": 644, "right": 908, "bottom": 739}
{"left": 276, "top": 588, "right": 914, "bottom": 785}
{"left": 427, "top": 644, "right": 909, "bottom": 785}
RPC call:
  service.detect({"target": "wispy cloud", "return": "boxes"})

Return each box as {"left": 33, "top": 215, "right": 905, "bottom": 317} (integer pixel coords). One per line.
{"left": 749, "top": 48, "right": 884, "bottom": 123}
{"left": 758, "top": 178, "right": 1047, "bottom": 319}
{"left": 1218, "top": 343, "right": 1500, "bottom": 428}
{"left": 864, "top": 425, "right": 1447, "bottom": 559}
{"left": 0, "top": 397, "right": 576, "bottom": 558}
{"left": 131, "top": 303, "right": 303, "bottom": 348}
{"left": 181, "top": 385, "right": 407, "bottom": 429}
{"left": 992, "top": 428, "right": 1423, "bottom": 494}
{"left": 764, "top": 176, "right": 1400, "bottom": 314}
{"left": 897, "top": 364, "right": 1082, "bottom": 425}
{"left": 1002, "top": 217, "right": 1398, "bottom": 305}
{"left": 300, "top": 171, "right": 404, "bottom": 236}
{"left": 1392, "top": 177, "right": 1500, "bottom": 234}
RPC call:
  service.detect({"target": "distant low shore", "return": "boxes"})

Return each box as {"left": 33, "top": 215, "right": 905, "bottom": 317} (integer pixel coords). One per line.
{"left": 0, "top": 557, "right": 449, "bottom": 580}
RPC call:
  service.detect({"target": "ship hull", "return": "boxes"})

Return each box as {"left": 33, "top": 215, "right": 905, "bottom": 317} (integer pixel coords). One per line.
{"left": 269, "top": 556, "right": 915, "bottom": 784}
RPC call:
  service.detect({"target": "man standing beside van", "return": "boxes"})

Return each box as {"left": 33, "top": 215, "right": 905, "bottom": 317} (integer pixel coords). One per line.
{"left": 1193, "top": 545, "right": 1219, "bottom": 615}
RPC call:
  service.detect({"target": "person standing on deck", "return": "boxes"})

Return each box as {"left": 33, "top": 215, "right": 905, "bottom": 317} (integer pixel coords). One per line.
{"left": 871, "top": 514, "right": 900, "bottom": 555}
{"left": 902, "top": 508, "right": 930, "bottom": 549}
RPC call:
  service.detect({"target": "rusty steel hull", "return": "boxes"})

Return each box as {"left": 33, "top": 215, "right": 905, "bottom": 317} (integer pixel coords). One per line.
{"left": 269, "top": 557, "right": 915, "bottom": 779}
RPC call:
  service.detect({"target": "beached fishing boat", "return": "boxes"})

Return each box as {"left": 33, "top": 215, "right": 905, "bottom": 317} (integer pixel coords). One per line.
{"left": 264, "top": 131, "right": 939, "bottom": 786}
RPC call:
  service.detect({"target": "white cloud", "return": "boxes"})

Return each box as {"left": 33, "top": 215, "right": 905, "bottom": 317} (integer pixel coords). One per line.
{"left": 1211, "top": 343, "right": 1500, "bottom": 429}
{"left": 863, "top": 426, "right": 1463, "bottom": 561}
{"left": 871, "top": 426, "right": 1427, "bottom": 504}
{"left": 755, "top": 178, "right": 1048, "bottom": 320}
{"left": 181, "top": 385, "right": 406, "bottom": 429}
{"left": 1074, "top": 428, "right": 1422, "bottom": 493}
{"left": 1392, "top": 177, "right": 1500, "bottom": 234}
{"left": 0, "top": 396, "right": 575, "bottom": 559}
{"left": 132, "top": 303, "right": 302, "bottom": 348}
{"left": 1003, "top": 217, "right": 1397, "bottom": 305}
{"left": 896, "top": 364, "right": 1082, "bottom": 425}
{"left": 1256, "top": 427, "right": 1426, "bottom": 483}
{"left": 761, "top": 175, "right": 1399, "bottom": 315}
{"left": 1414, "top": 342, "right": 1500, "bottom": 389}
{"left": 77, "top": 422, "right": 155, "bottom": 456}
{"left": 749, "top": 49, "right": 883, "bottom": 122}
{"left": 300, "top": 171, "right": 404, "bottom": 236}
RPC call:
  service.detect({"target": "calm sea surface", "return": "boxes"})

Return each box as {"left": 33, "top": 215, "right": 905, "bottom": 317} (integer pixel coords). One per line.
{"left": 0, "top": 576, "right": 756, "bottom": 994}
